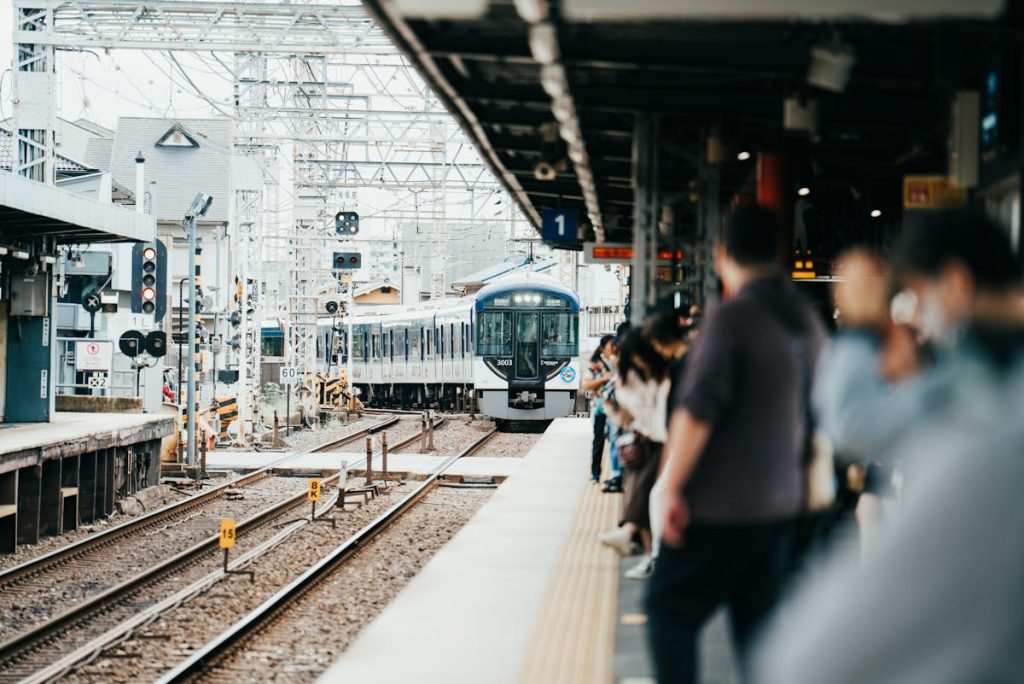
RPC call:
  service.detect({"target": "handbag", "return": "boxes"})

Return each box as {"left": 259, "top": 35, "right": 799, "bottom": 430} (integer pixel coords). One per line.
{"left": 617, "top": 432, "right": 648, "bottom": 469}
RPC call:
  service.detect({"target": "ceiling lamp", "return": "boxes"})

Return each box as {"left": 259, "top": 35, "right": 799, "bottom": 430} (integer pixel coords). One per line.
{"left": 808, "top": 44, "right": 856, "bottom": 93}
{"left": 798, "top": 187, "right": 811, "bottom": 197}
{"left": 870, "top": 209, "right": 882, "bottom": 218}
{"left": 736, "top": 151, "right": 752, "bottom": 161}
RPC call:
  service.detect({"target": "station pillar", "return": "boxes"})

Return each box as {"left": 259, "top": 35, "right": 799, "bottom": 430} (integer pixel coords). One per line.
{"left": 756, "top": 152, "right": 795, "bottom": 259}
{"left": 629, "top": 113, "right": 660, "bottom": 326}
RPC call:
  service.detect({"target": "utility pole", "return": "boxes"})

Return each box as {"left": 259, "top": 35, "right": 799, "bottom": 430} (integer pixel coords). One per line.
{"left": 185, "top": 194, "right": 213, "bottom": 466}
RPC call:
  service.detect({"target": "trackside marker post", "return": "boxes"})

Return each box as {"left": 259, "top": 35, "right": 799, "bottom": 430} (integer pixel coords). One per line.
{"left": 308, "top": 476, "right": 336, "bottom": 528}
{"left": 308, "top": 477, "right": 321, "bottom": 519}
{"left": 219, "top": 518, "right": 254, "bottom": 582}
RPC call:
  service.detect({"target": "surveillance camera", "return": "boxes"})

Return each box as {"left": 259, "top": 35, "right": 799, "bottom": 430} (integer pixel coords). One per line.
{"left": 533, "top": 160, "right": 557, "bottom": 181}
{"left": 186, "top": 193, "right": 214, "bottom": 219}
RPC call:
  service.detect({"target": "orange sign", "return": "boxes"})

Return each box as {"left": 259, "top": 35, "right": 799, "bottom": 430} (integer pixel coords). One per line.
{"left": 903, "top": 176, "right": 967, "bottom": 209}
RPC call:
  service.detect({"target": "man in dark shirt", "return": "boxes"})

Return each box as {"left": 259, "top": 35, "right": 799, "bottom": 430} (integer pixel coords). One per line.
{"left": 646, "top": 205, "right": 825, "bottom": 683}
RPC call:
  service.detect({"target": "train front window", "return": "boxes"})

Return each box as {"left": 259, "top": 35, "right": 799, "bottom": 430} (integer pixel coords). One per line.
{"left": 541, "top": 312, "right": 577, "bottom": 357}
{"left": 515, "top": 313, "right": 539, "bottom": 379}
{"left": 477, "top": 311, "right": 512, "bottom": 356}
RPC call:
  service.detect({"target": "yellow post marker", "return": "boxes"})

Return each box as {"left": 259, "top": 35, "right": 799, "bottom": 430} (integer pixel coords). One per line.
{"left": 219, "top": 518, "right": 236, "bottom": 549}
{"left": 308, "top": 477, "right": 322, "bottom": 521}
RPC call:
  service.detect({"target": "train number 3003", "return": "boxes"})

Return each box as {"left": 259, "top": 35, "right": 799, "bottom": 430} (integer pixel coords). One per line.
{"left": 494, "top": 358, "right": 512, "bottom": 367}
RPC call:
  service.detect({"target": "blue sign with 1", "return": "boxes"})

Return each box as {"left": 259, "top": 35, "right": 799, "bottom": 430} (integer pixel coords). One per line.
{"left": 541, "top": 209, "right": 579, "bottom": 244}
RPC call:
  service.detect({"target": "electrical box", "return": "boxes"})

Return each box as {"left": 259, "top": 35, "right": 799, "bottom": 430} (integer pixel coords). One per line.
{"left": 9, "top": 273, "right": 49, "bottom": 317}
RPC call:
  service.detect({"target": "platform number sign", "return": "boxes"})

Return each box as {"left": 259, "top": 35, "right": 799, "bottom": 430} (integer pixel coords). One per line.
{"left": 219, "top": 519, "right": 237, "bottom": 549}
{"left": 307, "top": 478, "right": 322, "bottom": 502}
{"left": 541, "top": 208, "right": 579, "bottom": 246}
{"left": 279, "top": 367, "right": 299, "bottom": 385}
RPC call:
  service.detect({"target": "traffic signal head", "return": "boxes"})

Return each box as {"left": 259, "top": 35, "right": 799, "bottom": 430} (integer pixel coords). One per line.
{"left": 131, "top": 241, "right": 167, "bottom": 321}
{"left": 332, "top": 252, "right": 362, "bottom": 269}
{"left": 335, "top": 211, "right": 359, "bottom": 235}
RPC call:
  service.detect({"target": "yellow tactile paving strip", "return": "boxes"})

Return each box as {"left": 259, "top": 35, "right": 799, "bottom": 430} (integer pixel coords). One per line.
{"left": 519, "top": 483, "right": 622, "bottom": 684}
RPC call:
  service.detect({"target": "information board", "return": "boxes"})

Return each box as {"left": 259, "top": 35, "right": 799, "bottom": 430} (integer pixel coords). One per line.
{"left": 75, "top": 340, "right": 113, "bottom": 371}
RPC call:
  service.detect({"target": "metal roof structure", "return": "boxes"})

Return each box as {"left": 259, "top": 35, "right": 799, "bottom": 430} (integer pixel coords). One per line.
{"left": 362, "top": 1, "right": 1014, "bottom": 246}
{"left": 451, "top": 256, "right": 559, "bottom": 293}
{"left": 0, "top": 172, "right": 155, "bottom": 244}
{"left": 0, "top": 129, "right": 95, "bottom": 176}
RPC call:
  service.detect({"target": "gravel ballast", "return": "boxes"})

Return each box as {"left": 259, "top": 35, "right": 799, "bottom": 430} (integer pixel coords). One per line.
{"left": 0, "top": 476, "right": 307, "bottom": 643}
{"left": 66, "top": 485, "right": 490, "bottom": 683}
{"left": 201, "top": 487, "right": 493, "bottom": 683}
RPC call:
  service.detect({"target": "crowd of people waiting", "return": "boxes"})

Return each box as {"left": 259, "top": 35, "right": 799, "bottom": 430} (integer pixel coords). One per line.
{"left": 586, "top": 204, "right": 1024, "bottom": 683}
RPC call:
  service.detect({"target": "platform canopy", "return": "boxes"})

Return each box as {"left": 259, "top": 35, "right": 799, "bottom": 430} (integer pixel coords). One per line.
{"left": 363, "top": 0, "right": 1013, "bottom": 244}
{"left": 0, "top": 171, "right": 155, "bottom": 244}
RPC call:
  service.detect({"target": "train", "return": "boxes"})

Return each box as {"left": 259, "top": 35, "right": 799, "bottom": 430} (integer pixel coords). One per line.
{"left": 261, "top": 273, "right": 581, "bottom": 429}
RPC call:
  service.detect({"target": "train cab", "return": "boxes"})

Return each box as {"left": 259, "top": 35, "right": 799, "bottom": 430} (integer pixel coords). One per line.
{"left": 473, "top": 275, "right": 580, "bottom": 424}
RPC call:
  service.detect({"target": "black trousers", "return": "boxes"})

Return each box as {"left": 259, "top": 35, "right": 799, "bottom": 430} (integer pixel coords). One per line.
{"left": 590, "top": 411, "right": 607, "bottom": 478}
{"left": 646, "top": 519, "right": 795, "bottom": 684}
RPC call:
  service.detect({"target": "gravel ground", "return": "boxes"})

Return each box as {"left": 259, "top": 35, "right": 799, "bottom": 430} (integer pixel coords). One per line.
{"left": 475, "top": 430, "right": 544, "bottom": 457}
{"left": 282, "top": 415, "right": 388, "bottom": 451}
{"left": 66, "top": 483, "right": 419, "bottom": 683}
{"left": 0, "top": 487, "right": 187, "bottom": 573}
{"left": 0, "top": 476, "right": 307, "bottom": 643}
{"left": 392, "top": 417, "right": 494, "bottom": 455}
{"left": 199, "top": 487, "right": 493, "bottom": 683}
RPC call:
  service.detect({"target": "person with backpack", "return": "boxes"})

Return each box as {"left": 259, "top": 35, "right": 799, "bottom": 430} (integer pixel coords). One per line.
{"left": 646, "top": 205, "right": 826, "bottom": 683}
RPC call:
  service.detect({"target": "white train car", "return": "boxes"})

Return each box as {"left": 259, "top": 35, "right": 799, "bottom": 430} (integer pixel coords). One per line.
{"left": 264, "top": 273, "right": 579, "bottom": 428}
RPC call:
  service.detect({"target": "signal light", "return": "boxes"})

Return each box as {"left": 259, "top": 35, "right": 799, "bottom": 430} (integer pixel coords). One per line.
{"left": 332, "top": 251, "right": 362, "bottom": 270}
{"left": 335, "top": 211, "right": 360, "bottom": 236}
{"left": 132, "top": 241, "right": 167, "bottom": 322}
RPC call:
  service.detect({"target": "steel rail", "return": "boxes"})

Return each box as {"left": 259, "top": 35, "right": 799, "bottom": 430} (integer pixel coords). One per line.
{"left": 2, "top": 415, "right": 440, "bottom": 681}
{"left": 157, "top": 427, "right": 498, "bottom": 683}
{"left": 0, "top": 471, "right": 346, "bottom": 675}
{"left": 0, "top": 416, "right": 399, "bottom": 589}
{"left": 15, "top": 482, "right": 352, "bottom": 684}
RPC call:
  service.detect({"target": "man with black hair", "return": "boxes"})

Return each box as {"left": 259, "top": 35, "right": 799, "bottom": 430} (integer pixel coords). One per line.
{"left": 647, "top": 205, "right": 826, "bottom": 682}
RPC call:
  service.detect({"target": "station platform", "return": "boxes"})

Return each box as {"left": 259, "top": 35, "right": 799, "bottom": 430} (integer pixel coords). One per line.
{"left": 204, "top": 451, "right": 524, "bottom": 479}
{"left": 0, "top": 411, "right": 175, "bottom": 473}
{"left": 316, "top": 417, "right": 736, "bottom": 684}
{"left": 0, "top": 412, "right": 175, "bottom": 553}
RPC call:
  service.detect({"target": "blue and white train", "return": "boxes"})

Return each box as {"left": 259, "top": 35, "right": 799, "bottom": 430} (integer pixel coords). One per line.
{"left": 261, "top": 274, "right": 581, "bottom": 428}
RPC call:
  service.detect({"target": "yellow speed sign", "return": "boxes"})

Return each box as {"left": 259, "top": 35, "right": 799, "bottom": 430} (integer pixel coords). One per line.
{"left": 307, "top": 478, "right": 322, "bottom": 502}
{"left": 219, "top": 519, "right": 236, "bottom": 549}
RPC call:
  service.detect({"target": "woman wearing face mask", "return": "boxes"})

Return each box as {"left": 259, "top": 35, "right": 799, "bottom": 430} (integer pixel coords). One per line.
{"left": 814, "top": 211, "right": 1024, "bottom": 526}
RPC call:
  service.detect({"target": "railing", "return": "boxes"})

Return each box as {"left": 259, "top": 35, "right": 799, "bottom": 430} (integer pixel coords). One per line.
{"left": 581, "top": 305, "right": 625, "bottom": 339}
{"left": 55, "top": 337, "right": 136, "bottom": 397}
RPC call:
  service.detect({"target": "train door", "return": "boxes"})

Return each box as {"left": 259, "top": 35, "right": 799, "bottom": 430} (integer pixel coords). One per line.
{"left": 514, "top": 312, "right": 540, "bottom": 381}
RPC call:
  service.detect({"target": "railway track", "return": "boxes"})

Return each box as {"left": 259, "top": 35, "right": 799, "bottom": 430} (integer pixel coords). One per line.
{"left": 0, "top": 415, "right": 438, "bottom": 682}
{"left": 0, "top": 416, "right": 400, "bottom": 595}
{"left": 157, "top": 428, "right": 497, "bottom": 683}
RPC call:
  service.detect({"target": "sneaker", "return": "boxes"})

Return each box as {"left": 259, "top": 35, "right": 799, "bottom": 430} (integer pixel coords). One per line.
{"left": 590, "top": 474, "right": 600, "bottom": 483}
{"left": 598, "top": 527, "right": 633, "bottom": 556}
{"left": 624, "top": 556, "right": 654, "bottom": 580}
{"left": 601, "top": 477, "right": 623, "bottom": 493}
